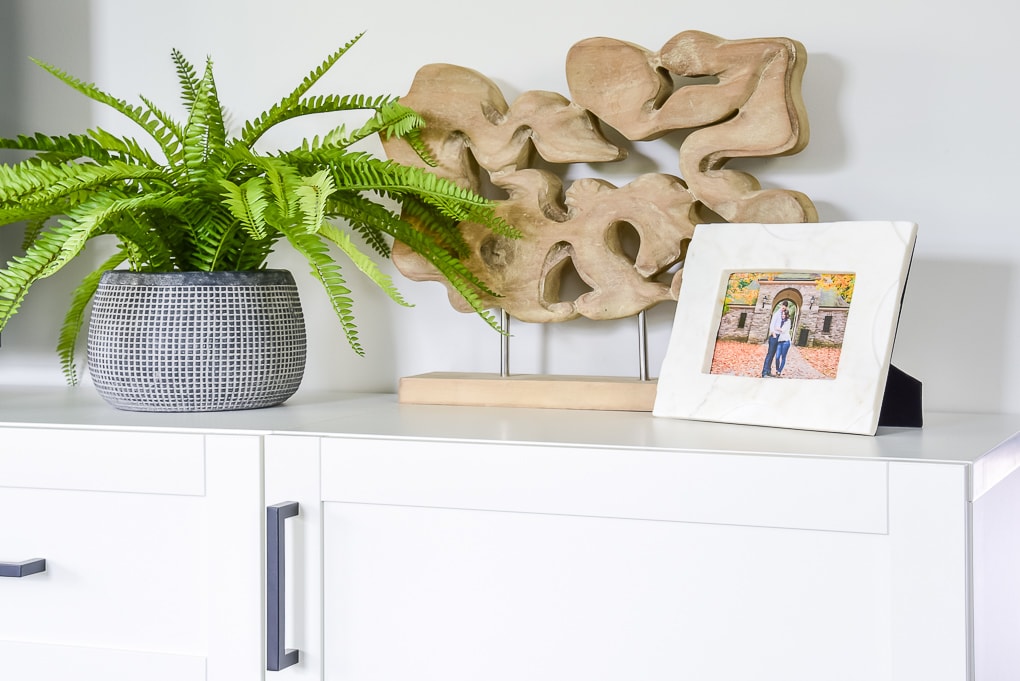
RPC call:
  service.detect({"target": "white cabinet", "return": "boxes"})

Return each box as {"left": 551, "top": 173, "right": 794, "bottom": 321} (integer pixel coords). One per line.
{"left": 263, "top": 403, "right": 1020, "bottom": 681}
{"left": 2, "top": 389, "right": 1020, "bottom": 680}
{"left": 0, "top": 425, "right": 264, "bottom": 681}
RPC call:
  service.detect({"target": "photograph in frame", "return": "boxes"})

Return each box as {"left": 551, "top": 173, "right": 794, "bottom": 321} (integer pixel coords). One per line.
{"left": 710, "top": 271, "right": 856, "bottom": 380}
{"left": 652, "top": 221, "right": 917, "bottom": 435}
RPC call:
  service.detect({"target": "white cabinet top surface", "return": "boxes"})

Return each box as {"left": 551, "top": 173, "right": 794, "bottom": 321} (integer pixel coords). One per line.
{"left": 2, "top": 386, "right": 1018, "bottom": 470}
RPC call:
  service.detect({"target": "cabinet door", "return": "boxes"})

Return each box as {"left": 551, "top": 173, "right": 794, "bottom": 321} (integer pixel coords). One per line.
{"left": 271, "top": 435, "right": 970, "bottom": 681}
{"left": 0, "top": 428, "right": 263, "bottom": 681}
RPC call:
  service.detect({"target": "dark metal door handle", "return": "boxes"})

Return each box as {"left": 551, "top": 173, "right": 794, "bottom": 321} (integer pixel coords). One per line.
{"left": 267, "top": 501, "right": 300, "bottom": 671}
{"left": 0, "top": 558, "right": 46, "bottom": 578}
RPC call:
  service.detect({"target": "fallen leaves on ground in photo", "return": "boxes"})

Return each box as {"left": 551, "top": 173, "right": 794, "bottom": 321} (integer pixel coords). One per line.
{"left": 709, "top": 340, "right": 841, "bottom": 379}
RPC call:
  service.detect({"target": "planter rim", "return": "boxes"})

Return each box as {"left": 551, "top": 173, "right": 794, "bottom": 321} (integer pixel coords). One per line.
{"left": 98, "top": 269, "right": 296, "bottom": 287}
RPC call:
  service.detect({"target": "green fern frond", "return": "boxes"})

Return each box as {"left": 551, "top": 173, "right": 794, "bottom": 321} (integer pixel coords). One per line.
{"left": 85, "top": 128, "right": 162, "bottom": 166}
{"left": 221, "top": 177, "right": 270, "bottom": 240}
{"left": 0, "top": 132, "right": 127, "bottom": 165}
{"left": 326, "top": 192, "right": 401, "bottom": 258}
{"left": 29, "top": 58, "right": 181, "bottom": 165}
{"left": 0, "top": 222, "right": 74, "bottom": 331}
{"left": 301, "top": 123, "right": 349, "bottom": 152}
{"left": 232, "top": 235, "right": 279, "bottom": 271}
{"left": 56, "top": 249, "right": 129, "bottom": 385}
{"left": 171, "top": 48, "right": 202, "bottom": 110}
{"left": 264, "top": 166, "right": 302, "bottom": 227}
{"left": 182, "top": 205, "right": 241, "bottom": 271}
{"left": 43, "top": 192, "right": 179, "bottom": 277}
{"left": 20, "top": 216, "right": 47, "bottom": 251}
{"left": 113, "top": 212, "right": 178, "bottom": 272}
{"left": 334, "top": 99, "right": 438, "bottom": 166}
{"left": 323, "top": 155, "right": 518, "bottom": 238}
{"left": 399, "top": 127, "right": 439, "bottom": 168}
{"left": 293, "top": 170, "right": 335, "bottom": 234}
{"left": 280, "top": 225, "right": 363, "bottom": 355}
{"left": 239, "top": 33, "right": 366, "bottom": 146}
{"left": 396, "top": 195, "right": 471, "bottom": 256}
{"left": 386, "top": 216, "right": 501, "bottom": 301}
{"left": 319, "top": 223, "right": 411, "bottom": 308}
{"left": 0, "top": 158, "right": 169, "bottom": 208}
{"left": 0, "top": 201, "right": 69, "bottom": 231}
{"left": 137, "top": 96, "right": 186, "bottom": 163}
{"left": 220, "top": 144, "right": 302, "bottom": 223}
{"left": 343, "top": 99, "right": 423, "bottom": 147}
{"left": 182, "top": 58, "right": 227, "bottom": 183}
{"left": 243, "top": 93, "right": 396, "bottom": 150}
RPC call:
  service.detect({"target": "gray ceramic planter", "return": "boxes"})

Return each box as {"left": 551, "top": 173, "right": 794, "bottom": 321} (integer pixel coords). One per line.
{"left": 87, "top": 270, "right": 307, "bottom": 412}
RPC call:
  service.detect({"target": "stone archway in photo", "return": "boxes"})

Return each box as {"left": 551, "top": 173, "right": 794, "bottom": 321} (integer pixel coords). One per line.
{"left": 748, "top": 286, "right": 802, "bottom": 343}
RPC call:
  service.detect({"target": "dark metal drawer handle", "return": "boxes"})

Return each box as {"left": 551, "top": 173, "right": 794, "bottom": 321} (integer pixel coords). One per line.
{"left": 0, "top": 558, "right": 46, "bottom": 578}
{"left": 267, "top": 501, "right": 299, "bottom": 671}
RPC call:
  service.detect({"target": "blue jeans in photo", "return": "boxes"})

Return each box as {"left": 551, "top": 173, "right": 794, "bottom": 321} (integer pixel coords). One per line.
{"left": 762, "top": 336, "right": 779, "bottom": 377}
{"left": 776, "top": 340, "right": 791, "bottom": 374}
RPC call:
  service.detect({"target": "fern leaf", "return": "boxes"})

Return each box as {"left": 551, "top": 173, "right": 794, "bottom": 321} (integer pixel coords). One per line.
{"left": 386, "top": 216, "right": 503, "bottom": 303}
{"left": 220, "top": 177, "right": 270, "bottom": 240}
{"left": 326, "top": 192, "right": 401, "bottom": 257}
{"left": 280, "top": 225, "right": 363, "bottom": 355}
{"left": 0, "top": 225, "right": 71, "bottom": 331}
{"left": 56, "top": 250, "right": 128, "bottom": 385}
{"left": 1, "top": 158, "right": 169, "bottom": 209}
{"left": 233, "top": 235, "right": 279, "bottom": 271}
{"left": 181, "top": 205, "right": 241, "bottom": 271}
{"left": 317, "top": 154, "right": 518, "bottom": 238}
{"left": 0, "top": 131, "right": 145, "bottom": 166}
{"left": 319, "top": 223, "right": 412, "bottom": 308}
{"left": 42, "top": 192, "right": 177, "bottom": 277}
{"left": 397, "top": 126, "right": 439, "bottom": 168}
{"left": 20, "top": 216, "right": 48, "bottom": 251}
{"left": 85, "top": 128, "right": 162, "bottom": 166}
{"left": 333, "top": 99, "right": 420, "bottom": 146}
{"left": 243, "top": 93, "right": 396, "bottom": 150}
{"left": 29, "top": 57, "right": 181, "bottom": 165}
{"left": 137, "top": 96, "right": 186, "bottom": 164}
{"left": 239, "top": 34, "right": 366, "bottom": 146}
{"left": 180, "top": 58, "right": 227, "bottom": 186}
{"left": 395, "top": 195, "right": 471, "bottom": 256}
{"left": 171, "top": 48, "right": 202, "bottom": 111}
{"left": 293, "top": 170, "right": 335, "bottom": 234}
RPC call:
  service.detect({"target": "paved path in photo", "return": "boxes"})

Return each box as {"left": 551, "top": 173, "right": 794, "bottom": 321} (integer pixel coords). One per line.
{"left": 711, "top": 340, "right": 833, "bottom": 380}
{"left": 768, "top": 345, "right": 826, "bottom": 380}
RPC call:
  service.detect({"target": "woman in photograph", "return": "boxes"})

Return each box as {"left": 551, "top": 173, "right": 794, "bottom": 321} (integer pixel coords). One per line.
{"left": 774, "top": 307, "right": 793, "bottom": 377}
{"left": 761, "top": 301, "right": 787, "bottom": 377}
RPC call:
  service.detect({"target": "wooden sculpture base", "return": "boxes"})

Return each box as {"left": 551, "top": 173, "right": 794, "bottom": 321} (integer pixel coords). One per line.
{"left": 398, "top": 372, "right": 658, "bottom": 411}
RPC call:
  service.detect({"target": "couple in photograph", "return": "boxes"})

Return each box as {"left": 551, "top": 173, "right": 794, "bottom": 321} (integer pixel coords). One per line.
{"left": 761, "top": 301, "right": 792, "bottom": 378}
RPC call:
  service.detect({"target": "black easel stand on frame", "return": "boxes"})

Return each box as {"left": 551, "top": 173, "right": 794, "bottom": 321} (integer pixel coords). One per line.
{"left": 877, "top": 365, "right": 922, "bottom": 428}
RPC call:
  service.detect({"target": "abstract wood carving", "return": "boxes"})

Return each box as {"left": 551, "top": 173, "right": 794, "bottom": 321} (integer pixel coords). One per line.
{"left": 382, "top": 30, "right": 815, "bottom": 323}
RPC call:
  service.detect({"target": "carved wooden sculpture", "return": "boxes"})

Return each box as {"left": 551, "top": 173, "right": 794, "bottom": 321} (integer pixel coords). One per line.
{"left": 382, "top": 30, "right": 815, "bottom": 323}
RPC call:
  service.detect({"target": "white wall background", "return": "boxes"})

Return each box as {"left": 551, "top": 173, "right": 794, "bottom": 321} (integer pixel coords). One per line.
{"left": 1, "top": 0, "right": 1018, "bottom": 414}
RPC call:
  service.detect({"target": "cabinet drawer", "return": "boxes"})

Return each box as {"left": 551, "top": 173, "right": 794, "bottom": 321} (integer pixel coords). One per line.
{"left": 320, "top": 438, "right": 888, "bottom": 534}
{"left": 0, "top": 427, "right": 204, "bottom": 495}
{"left": 0, "top": 486, "right": 208, "bottom": 655}
{"left": 0, "top": 429, "right": 262, "bottom": 680}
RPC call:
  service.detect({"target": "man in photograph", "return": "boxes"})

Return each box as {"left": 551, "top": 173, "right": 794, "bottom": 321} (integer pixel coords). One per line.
{"left": 761, "top": 300, "right": 788, "bottom": 377}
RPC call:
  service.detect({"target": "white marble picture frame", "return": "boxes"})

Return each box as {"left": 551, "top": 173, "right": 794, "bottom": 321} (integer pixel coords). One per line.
{"left": 653, "top": 221, "right": 918, "bottom": 435}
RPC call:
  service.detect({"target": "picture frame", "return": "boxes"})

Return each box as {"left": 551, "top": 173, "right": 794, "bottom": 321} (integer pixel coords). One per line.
{"left": 652, "top": 221, "right": 918, "bottom": 435}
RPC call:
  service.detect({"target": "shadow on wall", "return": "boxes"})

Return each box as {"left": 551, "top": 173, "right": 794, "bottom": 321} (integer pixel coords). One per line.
{"left": 0, "top": 0, "right": 23, "bottom": 349}
{"left": 893, "top": 258, "right": 1014, "bottom": 413}
{"left": 0, "top": 3, "right": 20, "bottom": 133}
{"left": 723, "top": 52, "right": 846, "bottom": 181}
{"left": 0, "top": 0, "right": 96, "bottom": 379}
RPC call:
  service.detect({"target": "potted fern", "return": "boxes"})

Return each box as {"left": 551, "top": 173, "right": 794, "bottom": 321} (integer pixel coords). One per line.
{"left": 0, "top": 34, "right": 514, "bottom": 411}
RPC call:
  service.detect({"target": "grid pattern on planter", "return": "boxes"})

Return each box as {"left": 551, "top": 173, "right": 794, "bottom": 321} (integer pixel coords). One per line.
{"left": 87, "top": 281, "right": 307, "bottom": 412}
